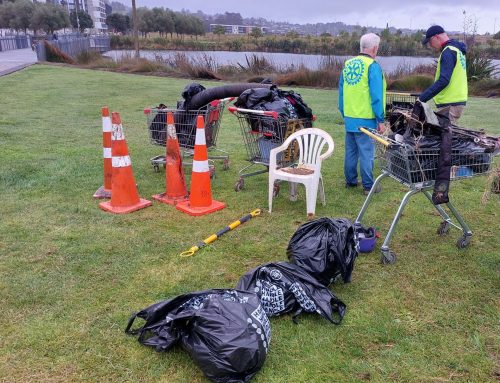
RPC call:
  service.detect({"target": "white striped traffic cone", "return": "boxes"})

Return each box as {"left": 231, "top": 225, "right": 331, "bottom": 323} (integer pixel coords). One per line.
{"left": 99, "top": 112, "right": 152, "bottom": 214}
{"left": 93, "top": 106, "right": 113, "bottom": 199}
{"left": 176, "top": 115, "right": 225, "bottom": 216}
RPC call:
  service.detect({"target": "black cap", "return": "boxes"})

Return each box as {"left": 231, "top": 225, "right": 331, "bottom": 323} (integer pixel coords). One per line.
{"left": 422, "top": 25, "right": 445, "bottom": 45}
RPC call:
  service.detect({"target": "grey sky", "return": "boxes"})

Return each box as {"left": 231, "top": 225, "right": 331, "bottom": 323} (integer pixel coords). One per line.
{"left": 135, "top": 0, "right": 499, "bottom": 34}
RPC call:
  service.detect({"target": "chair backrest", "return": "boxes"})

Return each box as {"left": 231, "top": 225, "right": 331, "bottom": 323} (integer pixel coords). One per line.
{"left": 285, "top": 128, "right": 334, "bottom": 169}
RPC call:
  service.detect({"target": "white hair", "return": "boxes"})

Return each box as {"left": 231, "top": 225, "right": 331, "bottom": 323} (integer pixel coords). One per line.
{"left": 360, "top": 33, "right": 381, "bottom": 51}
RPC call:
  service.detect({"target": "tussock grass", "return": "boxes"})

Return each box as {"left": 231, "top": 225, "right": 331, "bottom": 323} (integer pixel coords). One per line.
{"left": 0, "top": 66, "right": 499, "bottom": 382}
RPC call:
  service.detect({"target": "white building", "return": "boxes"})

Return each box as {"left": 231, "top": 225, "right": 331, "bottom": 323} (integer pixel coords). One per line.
{"left": 84, "top": 0, "right": 108, "bottom": 33}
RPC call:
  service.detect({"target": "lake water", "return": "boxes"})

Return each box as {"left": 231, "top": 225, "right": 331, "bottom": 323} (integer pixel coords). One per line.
{"left": 104, "top": 50, "right": 500, "bottom": 77}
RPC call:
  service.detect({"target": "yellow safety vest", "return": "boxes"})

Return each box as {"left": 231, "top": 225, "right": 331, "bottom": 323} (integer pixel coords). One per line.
{"left": 342, "top": 55, "right": 386, "bottom": 119}
{"left": 434, "top": 45, "right": 468, "bottom": 105}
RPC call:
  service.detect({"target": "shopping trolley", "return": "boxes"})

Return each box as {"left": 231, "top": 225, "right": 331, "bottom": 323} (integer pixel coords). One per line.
{"left": 355, "top": 127, "right": 494, "bottom": 265}
{"left": 144, "top": 97, "right": 234, "bottom": 173}
{"left": 228, "top": 106, "right": 315, "bottom": 192}
{"left": 386, "top": 92, "right": 419, "bottom": 111}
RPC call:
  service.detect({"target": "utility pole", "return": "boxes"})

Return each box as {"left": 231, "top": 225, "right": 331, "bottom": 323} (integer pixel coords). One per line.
{"left": 131, "top": 0, "right": 139, "bottom": 58}
{"left": 75, "top": 0, "right": 81, "bottom": 33}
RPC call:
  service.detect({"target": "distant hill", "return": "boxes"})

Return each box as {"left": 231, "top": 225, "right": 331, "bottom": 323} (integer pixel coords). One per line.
{"left": 106, "top": 4, "right": 440, "bottom": 36}
{"left": 109, "top": 1, "right": 130, "bottom": 15}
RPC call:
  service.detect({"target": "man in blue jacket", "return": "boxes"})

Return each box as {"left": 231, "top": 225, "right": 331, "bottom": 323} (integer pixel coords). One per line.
{"left": 339, "top": 33, "right": 386, "bottom": 195}
{"left": 419, "top": 25, "right": 468, "bottom": 124}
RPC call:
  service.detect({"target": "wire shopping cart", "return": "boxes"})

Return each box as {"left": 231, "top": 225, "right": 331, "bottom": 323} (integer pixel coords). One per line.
{"left": 355, "top": 128, "right": 494, "bottom": 265}
{"left": 386, "top": 92, "right": 419, "bottom": 111}
{"left": 144, "top": 98, "right": 233, "bottom": 173}
{"left": 228, "top": 106, "right": 315, "bottom": 192}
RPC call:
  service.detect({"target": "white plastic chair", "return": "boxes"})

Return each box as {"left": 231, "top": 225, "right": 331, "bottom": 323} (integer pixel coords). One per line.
{"left": 268, "top": 128, "right": 334, "bottom": 218}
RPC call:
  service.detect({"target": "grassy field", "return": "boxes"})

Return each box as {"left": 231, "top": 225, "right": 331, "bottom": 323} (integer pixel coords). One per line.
{"left": 0, "top": 65, "right": 499, "bottom": 383}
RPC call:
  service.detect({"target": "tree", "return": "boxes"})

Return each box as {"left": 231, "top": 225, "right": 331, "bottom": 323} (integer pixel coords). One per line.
{"left": 136, "top": 7, "right": 154, "bottom": 37}
{"left": 9, "top": 0, "right": 35, "bottom": 34}
{"left": 212, "top": 24, "right": 225, "bottom": 40}
{"left": 189, "top": 16, "right": 204, "bottom": 39}
{"left": 30, "top": 3, "right": 70, "bottom": 35}
{"left": 494, "top": 31, "right": 500, "bottom": 40}
{"left": 106, "top": 12, "right": 129, "bottom": 34}
{"left": 250, "top": 27, "right": 263, "bottom": 39}
{"left": 70, "top": 10, "right": 93, "bottom": 32}
{"left": 151, "top": 7, "right": 173, "bottom": 37}
{"left": 0, "top": 1, "right": 16, "bottom": 30}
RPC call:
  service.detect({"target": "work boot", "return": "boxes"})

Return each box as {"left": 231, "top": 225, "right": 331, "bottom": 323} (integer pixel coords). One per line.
{"left": 364, "top": 184, "right": 382, "bottom": 196}
{"left": 345, "top": 182, "right": 359, "bottom": 188}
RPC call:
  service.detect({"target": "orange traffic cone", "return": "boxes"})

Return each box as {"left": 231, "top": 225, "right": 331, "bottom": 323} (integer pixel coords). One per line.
{"left": 152, "top": 112, "right": 188, "bottom": 205}
{"left": 176, "top": 115, "right": 225, "bottom": 216}
{"left": 93, "top": 106, "right": 113, "bottom": 199}
{"left": 99, "top": 112, "right": 152, "bottom": 214}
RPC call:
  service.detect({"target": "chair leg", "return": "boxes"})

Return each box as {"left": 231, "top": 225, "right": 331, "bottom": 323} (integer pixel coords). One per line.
{"left": 319, "top": 176, "right": 326, "bottom": 205}
{"left": 305, "top": 180, "right": 319, "bottom": 218}
{"left": 268, "top": 176, "right": 275, "bottom": 213}
{"left": 289, "top": 182, "right": 298, "bottom": 201}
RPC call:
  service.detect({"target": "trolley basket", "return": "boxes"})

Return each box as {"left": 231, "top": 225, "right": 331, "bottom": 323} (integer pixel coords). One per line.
{"left": 355, "top": 128, "right": 494, "bottom": 264}
{"left": 228, "top": 106, "right": 315, "bottom": 191}
{"left": 386, "top": 92, "right": 419, "bottom": 112}
{"left": 144, "top": 98, "right": 233, "bottom": 172}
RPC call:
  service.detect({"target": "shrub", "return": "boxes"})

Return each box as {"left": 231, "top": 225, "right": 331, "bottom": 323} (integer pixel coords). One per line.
{"left": 76, "top": 50, "right": 103, "bottom": 64}
{"left": 44, "top": 41, "right": 75, "bottom": 64}
{"left": 468, "top": 78, "right": 500, "bottom": 97}
{"left": 387, "top": 75, "right": 434, "bottom": 92}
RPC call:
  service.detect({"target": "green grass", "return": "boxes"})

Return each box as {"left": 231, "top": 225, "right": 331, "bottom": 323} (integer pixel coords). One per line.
{"left": 0, "top": 65, "right": 499, "bottom": 383}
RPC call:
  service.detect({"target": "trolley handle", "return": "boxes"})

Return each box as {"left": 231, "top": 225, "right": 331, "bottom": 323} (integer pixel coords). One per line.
{"left": 228, "top": 106, "right": 279, "bottom": 120}
{"left": 359, "top": 127, "right": 401, "bottom": 150}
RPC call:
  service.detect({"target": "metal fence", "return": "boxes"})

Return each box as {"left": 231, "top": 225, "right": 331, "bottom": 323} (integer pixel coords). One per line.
{"left": 35, "top": 36, "right": 110, "bottom": 61}
{"left": 0, "top": 36, "right": 30, "bottom": 52}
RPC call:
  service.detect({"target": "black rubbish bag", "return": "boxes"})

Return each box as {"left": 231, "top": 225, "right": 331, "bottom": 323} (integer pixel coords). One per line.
{"left": 125, "top": 289, "right": 271, "bottom": 383}
{"left": 287, "top": 218, "right": 358, "bottom": 286}
{"left": 237, "top": 261, "right": 346, "bottom": 324}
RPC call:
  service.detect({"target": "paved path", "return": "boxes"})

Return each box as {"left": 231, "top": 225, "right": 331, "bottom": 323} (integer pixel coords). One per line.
{"left": 0, "top": 48, "right": 38, "bottom": 76}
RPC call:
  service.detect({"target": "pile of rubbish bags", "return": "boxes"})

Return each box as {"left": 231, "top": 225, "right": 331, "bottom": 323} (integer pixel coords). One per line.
{"left": 126, "top": 217, "right": 364, "bottom": 383}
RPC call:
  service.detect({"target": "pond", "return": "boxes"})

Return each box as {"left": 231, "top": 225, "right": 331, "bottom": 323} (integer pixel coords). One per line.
{"left": 104, "top": 50, "right": 500, "bottom": 78}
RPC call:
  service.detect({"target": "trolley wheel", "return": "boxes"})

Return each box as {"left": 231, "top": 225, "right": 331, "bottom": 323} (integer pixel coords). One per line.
{"left": 153, "top": 164, "right": 160, "bottom": 173}
{"left": 223, "top": 159, "right": 230, "bottom": 171}
{"left": 381, "top": 250, "right": 397, "bottom": 265}
{"left": 273, "top": 183, "right": 280, "bottom": 198}
{"left": 456, "top": 235, "right": 471, "bottom": 249}
{"left": 234, "top": 178, "right": 244, "bottom": 192}
{"left": 437, "top": 221, "right": 451, "bottom": 236}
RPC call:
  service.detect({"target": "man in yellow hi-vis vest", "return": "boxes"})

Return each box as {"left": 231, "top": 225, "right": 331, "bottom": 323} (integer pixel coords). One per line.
{"left": 339, "top": 33, "right": 386, "bottom": 195}
{"left": 419, "top": 25, "right": 468, "bottom": 124}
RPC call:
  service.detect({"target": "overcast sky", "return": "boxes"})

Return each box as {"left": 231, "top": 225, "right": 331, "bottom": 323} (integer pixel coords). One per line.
{"left": 134, "top": 0, "right": 499, "bottom": 34}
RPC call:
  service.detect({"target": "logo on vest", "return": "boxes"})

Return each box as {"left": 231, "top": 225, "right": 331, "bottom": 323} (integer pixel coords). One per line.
{"left": 458, "top": 52, "right": 466, "bottom": 70}
{"left": 344, "top": 59, "right": 365, "bottom": 85}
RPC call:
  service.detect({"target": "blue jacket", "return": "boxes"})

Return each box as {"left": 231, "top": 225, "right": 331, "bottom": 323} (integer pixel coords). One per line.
{"left": 338, "top": 55, "right": 385, "bottom": 133}
{"left": 418, "top": 39, "right": 468, "bottom": 106}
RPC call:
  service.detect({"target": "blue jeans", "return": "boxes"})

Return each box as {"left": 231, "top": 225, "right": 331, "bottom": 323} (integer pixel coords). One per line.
{"left": 344, "top": 132, "right": 375, "bottom": 189}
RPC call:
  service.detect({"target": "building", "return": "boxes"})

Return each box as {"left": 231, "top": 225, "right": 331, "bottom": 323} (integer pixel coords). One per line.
{"left": 58, "top": 0, "right": 109, "bottom": 33}
{"left": 84, "top": 0, "right": 108, "bottom": 33}
{"left": 209, "top": 24, "right": 268, "bottom": 35}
